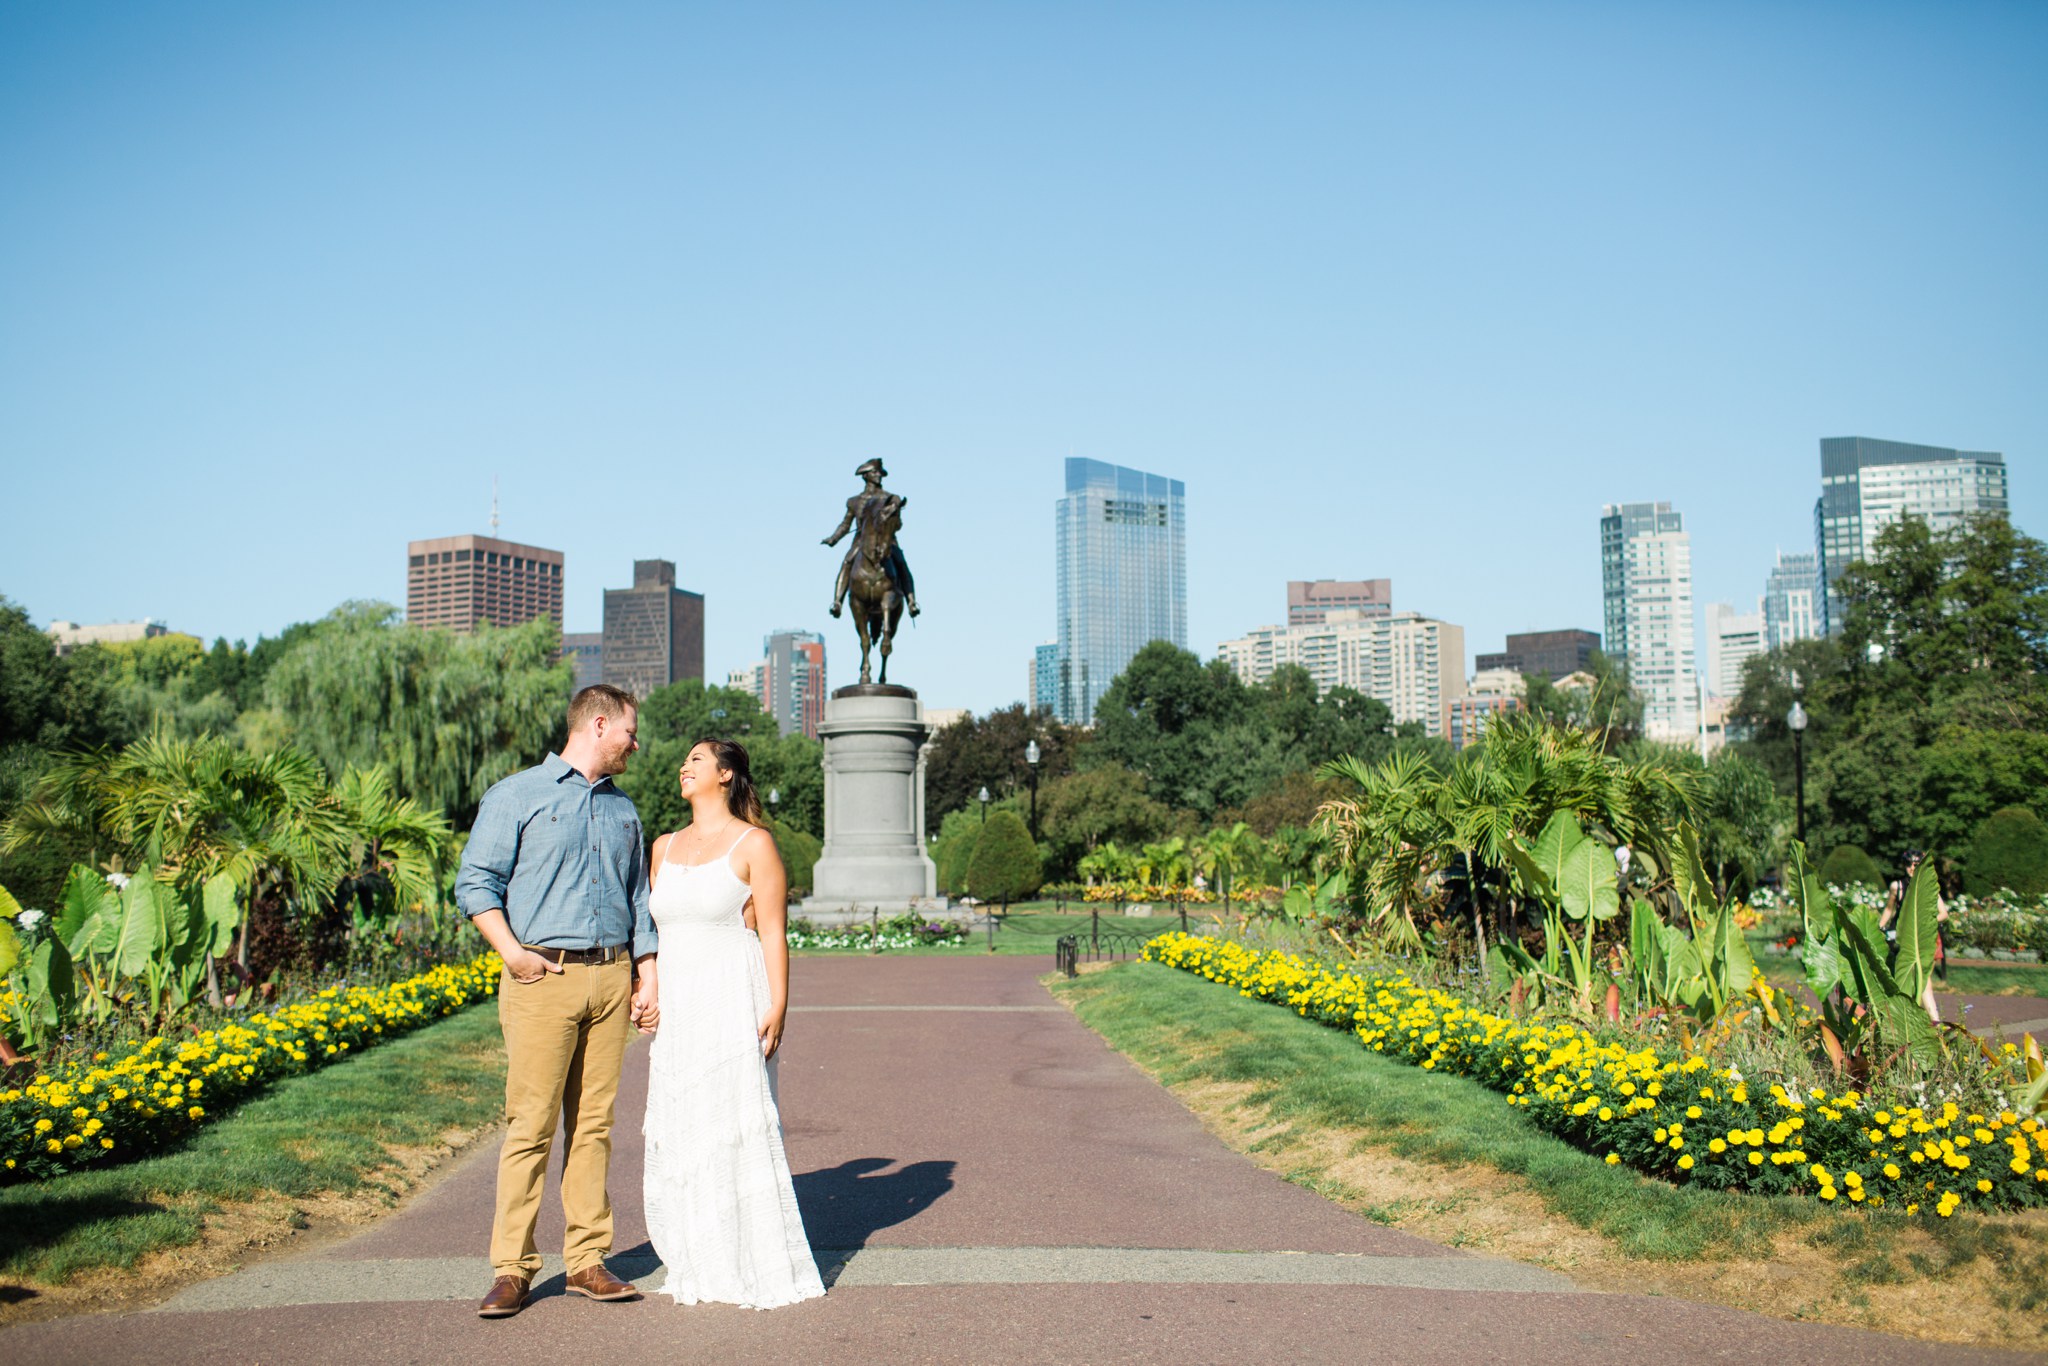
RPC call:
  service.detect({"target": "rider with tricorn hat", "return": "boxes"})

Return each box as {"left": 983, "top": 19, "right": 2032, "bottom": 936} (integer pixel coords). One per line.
{"left": 823, "top": 458, "right": 919, "bottom": 619}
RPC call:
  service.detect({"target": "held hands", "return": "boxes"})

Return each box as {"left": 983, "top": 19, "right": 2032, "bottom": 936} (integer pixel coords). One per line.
{"left": 631, "top": 976, "right": 660, "bottom": 1034}
{"left": 758, "top": 1006, "right": 786, "bottom": 1061}
{"left": 508, "top": 948, "right": 565, "bottom": 984}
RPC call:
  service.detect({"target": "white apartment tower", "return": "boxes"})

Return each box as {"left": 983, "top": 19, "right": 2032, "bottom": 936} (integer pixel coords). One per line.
{"left": 1704, "top": 601, "right": 1765, "bottom": 699}
{"left": 1215, "top": 610, "right": 1465, "bottom": 737}
{"left": 1600, "top": 502, "right": 1695, "bottom": 741}
{"left": 1762, "top": 551, "right": 1819, "bottom": 652}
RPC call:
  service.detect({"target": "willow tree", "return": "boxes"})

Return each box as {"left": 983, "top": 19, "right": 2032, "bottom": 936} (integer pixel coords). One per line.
{"left": 262, "top": 602, "right": 570, "bottom": 826}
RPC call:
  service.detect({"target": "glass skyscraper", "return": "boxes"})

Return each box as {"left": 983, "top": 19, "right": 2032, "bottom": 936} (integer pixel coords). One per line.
{"left": 1032, "top": 642, "right": 1060, "bottom": 714}
{"left": 1054, "top": 458, "right": 1187, "bottom": 725}
{"left": 1814, "top": 436, "right": 2008, "bottom": 635}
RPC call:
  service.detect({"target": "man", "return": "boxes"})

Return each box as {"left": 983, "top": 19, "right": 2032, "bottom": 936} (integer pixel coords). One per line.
{"left": 823, "top": 457, "right": 920, "bottom": 618}
{"left": 456, "top": 683, "right": 660, "bottom": 1319}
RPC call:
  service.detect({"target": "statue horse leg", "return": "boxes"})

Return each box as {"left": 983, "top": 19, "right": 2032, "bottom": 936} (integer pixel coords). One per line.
{"left": 875, "top": 591, "right": 903, "bottom": 685}
{"left": 853, "top": 587, "right": 875, "bottom": 684}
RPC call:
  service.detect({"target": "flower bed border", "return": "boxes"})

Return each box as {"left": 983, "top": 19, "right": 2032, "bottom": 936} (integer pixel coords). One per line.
{"left": 2, "top": 953, "right": 503, "bottom": 1183}
{"left": 1142, "top": 932, "right": 2047, "bottom": 1216}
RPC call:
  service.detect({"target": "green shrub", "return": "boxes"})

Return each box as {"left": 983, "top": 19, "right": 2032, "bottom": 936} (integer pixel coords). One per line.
{"left": 1965, "top": 806, "right": 2048, "bottom": 898}
{"left": 965, "top": 810, "right": 1041, "bottom": 904}
{"left": 767, "top": 819, "right": 821, "bottom": 895}
{"left": 1817, "top": 844, "right": 1883, "bottom": 889}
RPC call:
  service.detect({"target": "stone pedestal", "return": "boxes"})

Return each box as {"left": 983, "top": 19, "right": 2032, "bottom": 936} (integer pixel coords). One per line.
{"left": 801, "top": 685, "right": 950, "bottom": 924}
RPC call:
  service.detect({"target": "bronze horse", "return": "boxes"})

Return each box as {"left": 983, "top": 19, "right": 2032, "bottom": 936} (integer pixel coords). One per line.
{"left": 843, "top": 494, "right": 908, "bottom": 685}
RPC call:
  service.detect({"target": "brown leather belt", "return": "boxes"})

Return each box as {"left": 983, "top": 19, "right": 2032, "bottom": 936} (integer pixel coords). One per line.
{"left": 522, "top": 943, "right": 629, "bottom": 966}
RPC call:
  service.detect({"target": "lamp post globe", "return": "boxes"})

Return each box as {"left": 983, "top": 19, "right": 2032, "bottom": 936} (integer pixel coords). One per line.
{"left": 1786, "top": 699, "right": 1809, "bottom": 846}
{"left": 978, "top": 785, "right": 990, "bottom": 826}
{"left": 1024, "top": 740, "right": 1042, "bottom": 841}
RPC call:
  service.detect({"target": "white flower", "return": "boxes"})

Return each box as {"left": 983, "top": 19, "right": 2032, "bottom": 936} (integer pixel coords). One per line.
{"left": 105, "top": 872, "right": 131, "bottom": 889}
{"left": 16, "top": 908, "right": 44, "bottom": 930}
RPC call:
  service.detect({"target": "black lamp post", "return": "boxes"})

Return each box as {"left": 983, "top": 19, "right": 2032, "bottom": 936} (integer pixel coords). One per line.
{"left": 1787, "top": 697, "right": 1808, "bottom": 847}
{"left": 768, "top": 787, "right": 780, "bottom": 818}
{"left": 1024, "top": 739, "right": 1041, "bottom": 841}
{"left": 978, "top": 785, "right": 990, "bottom": 825}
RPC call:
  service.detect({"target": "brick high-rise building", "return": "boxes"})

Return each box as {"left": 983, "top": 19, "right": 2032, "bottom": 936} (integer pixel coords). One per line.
{"left": 406, "top": 535, "right": 563, "bottom": 633}
{"left": 760, "top": 629, "right": 827, "bottom": 741}
{"left": 601, "top": 559, "right": 705, "bottom": 700}
{"left": 1287, "top": 579, "right": 1391, "bottom": 627}
{"left": 1476, "top": 629, "right": 1600, "bottom": 681}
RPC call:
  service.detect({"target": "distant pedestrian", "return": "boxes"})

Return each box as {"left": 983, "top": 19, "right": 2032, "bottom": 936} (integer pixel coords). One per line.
{"left": 456, "top": 684, "right": 660, "bottom": 1320}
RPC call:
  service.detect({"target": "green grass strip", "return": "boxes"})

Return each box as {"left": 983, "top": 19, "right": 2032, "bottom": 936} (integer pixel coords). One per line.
{"left": 0, "top": 1000, "right": 507, "bottom": 1284}
{"left": 3, "top": 954, "right": 503, "bottom": 1183}
{"left": 1056, "top": 959, "right": 1810, "bottom": 1259}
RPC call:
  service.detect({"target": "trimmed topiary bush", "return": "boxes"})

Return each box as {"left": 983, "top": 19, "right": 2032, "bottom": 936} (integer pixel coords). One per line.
{"left": 936, "top": 825, "right": 979, "bottom": 896}
{"left": 965, "top": 810, "right": 1041, "bottom": 905}
{"left": 1818, "top": 843, "right": 1884, "bottom": 889}
{"left": 1965, "top": 806, "right": 2048, "bottom": 898}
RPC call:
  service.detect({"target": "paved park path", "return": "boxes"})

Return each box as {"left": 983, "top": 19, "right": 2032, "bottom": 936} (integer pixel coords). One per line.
{"left": 4, "top": 956, "right": 2040, "bottom": 1364}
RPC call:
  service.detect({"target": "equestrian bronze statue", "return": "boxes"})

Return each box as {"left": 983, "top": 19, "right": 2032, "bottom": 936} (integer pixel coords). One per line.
{"left": 822, "top": 459, "right": 919, "bottom": 686}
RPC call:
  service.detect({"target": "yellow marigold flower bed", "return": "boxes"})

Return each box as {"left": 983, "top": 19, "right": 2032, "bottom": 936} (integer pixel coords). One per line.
{"left": 1, "top": 953, "right": 502, "bottom": 1183}
{"left": 1143, "top": 933, "right": 2048, "bottom": 1215}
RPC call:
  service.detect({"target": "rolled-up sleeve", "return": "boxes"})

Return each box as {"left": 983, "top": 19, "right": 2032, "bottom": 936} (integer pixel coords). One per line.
{"left": 629, "top": 835, "right": 658, "bottom": 959}
{"left": 457, "top": 786, "right": 519, "bottom": 920}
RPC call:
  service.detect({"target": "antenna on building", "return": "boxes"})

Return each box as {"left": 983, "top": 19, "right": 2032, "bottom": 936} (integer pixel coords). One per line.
{"left": 490, "top": 476, "right": 500, "bottom": 536}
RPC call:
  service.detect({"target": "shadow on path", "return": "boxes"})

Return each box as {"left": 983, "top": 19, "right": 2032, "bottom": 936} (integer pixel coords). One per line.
{"left": 795, "top": 1157, "right": 957, "bottom": 1262}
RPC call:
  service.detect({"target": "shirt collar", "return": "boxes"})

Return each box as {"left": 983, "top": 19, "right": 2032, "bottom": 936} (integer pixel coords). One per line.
{"left": 542, "top": 752, "right": 613, "bottom": 790}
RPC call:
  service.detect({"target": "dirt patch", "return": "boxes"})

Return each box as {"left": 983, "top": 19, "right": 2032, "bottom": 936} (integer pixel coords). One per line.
{"left": 0, "top": 1118, "right": 501, "bottom": 1329}
{"left": 1060, "top": 991, "right": 2048, "bottom": 1352}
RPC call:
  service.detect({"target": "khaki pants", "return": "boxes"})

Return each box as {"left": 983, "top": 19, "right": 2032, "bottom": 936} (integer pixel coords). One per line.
{"left": 491, "top": 957, "right": 633, "bottom": 1279}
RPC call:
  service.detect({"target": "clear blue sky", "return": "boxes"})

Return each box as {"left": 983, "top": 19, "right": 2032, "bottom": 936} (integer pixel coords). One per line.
{"left": 3, "top": 2, "right": 2042, "bottom": 716}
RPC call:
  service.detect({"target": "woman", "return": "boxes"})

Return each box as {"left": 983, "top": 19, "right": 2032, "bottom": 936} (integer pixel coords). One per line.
{"left": 641, "top": 737, "right": 824, "bottom": 1308}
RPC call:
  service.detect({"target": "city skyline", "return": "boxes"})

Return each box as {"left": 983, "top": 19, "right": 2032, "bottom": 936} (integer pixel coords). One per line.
{"left": 3, "top": 6, "right": 2042, "bottom": 716}
{"left": 23, "top": 433, "right": 2033, "bottom": 724}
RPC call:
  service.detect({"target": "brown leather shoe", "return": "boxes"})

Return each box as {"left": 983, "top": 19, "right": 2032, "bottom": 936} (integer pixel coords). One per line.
{"left": 565, "top": 1263, "right": 640, "bottom": 1301}
{"left": 478, "top": 1275, "right": 529, "bottom": 1318}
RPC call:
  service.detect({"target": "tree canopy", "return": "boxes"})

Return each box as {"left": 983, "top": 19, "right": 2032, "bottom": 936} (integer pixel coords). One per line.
{"left": 1086, "top": 645, "right": 1408, "bottom": 818}
{"left": 1732, "top": 513, "right": 2048, "bottom": 878}
{"left": 923, "top": 703, "right": 1083, "bottom": 836}
{"left": 617, "top": 679, "right": 824, "bottom": 840}
{"left": 260, "top": 602, "right": 570, "bottom": 826}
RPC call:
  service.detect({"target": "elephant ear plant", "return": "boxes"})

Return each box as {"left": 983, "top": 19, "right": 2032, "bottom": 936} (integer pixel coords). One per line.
{"left": 1788, "top": 841, "right": 1950, "bottom": 1077}
{"left": 3, "top": 864, "right": 239, "bottom": 1055}
{"left": 1493, "top": 809, "right": 1619, "bottom": 1014}
{"left": 1496, "top": 817, "right": 1766, "bottom": 1028}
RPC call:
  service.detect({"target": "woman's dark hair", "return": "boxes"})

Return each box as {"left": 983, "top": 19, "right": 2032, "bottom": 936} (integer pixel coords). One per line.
{"left": 694, "top": 737, "right": 766, "bottom": 826}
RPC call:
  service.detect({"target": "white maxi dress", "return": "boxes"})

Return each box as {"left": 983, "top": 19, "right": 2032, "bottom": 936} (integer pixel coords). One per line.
{"left": 642, "top": 828, "right": 825, "bottom": 1308}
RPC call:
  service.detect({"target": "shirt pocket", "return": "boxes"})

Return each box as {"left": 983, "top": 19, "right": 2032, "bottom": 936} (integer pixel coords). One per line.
{"left": 610, "top": 812, "right": 643, "bottom": 865}
{"left": 521, "top": 811, "right": 578, "bottom": 860}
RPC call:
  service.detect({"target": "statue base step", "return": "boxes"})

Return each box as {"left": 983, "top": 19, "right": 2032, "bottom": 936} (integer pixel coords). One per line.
{"left": 792, "top": 898, "right": 959, "bottom": 928}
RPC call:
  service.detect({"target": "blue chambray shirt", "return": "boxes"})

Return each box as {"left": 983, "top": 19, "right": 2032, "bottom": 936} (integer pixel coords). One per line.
{"left": 456, "top": 753, "right": 657, "bottom": 959}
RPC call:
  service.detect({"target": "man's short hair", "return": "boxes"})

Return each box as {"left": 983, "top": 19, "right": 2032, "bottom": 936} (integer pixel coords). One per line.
{"left": 567, "top": 684, "right": 637, "bottom": 734}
